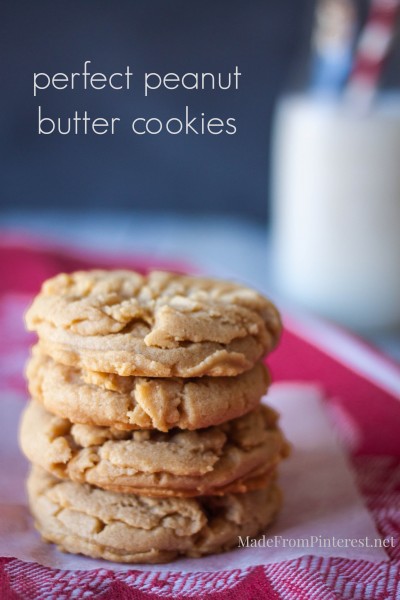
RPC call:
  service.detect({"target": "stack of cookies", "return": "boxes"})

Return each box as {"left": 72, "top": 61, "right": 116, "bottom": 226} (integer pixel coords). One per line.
{"left": 20, "top": 270, "right": 288, "bottom": 563}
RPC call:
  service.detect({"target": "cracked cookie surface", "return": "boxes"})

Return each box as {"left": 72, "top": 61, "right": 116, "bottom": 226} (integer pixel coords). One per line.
{"left": 27, "top": 347, "right": 270, "bottom": 431}
{"left": 20, "top": 401, "right": 288, "bottom": 496}
{"left": 27, "top": 466, "right": 282, "bottom": 563}
{"left": 25, "top": 270, "right": 282, "bottom": 377}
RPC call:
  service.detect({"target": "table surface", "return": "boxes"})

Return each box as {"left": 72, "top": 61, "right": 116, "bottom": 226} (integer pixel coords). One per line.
{"left": 2, "top": 209, "right": 400, "bottom": 361}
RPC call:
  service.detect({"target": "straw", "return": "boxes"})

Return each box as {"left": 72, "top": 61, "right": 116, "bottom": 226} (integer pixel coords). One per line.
{"left": 310, "top": 0, "right": 356, "bottom": 92}
{"left": 346, "top": 0, "right": 400, "bottom": 107}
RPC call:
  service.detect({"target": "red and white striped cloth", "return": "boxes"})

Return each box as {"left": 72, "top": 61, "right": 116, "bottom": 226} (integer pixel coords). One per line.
{"left": 1, "top": 234, "right": 400, "bottom": 599}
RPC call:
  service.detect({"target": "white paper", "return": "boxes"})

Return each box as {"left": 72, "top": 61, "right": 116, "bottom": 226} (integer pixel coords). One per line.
{"left": 0, "top": 383, "right": 389, "bottom": 572}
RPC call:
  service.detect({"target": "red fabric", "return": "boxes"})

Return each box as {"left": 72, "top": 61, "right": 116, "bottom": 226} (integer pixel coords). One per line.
{"left": 1, "top": 235, "right": 400, "bottom": 599}
{"left": 269, "top": 328, "right": 400, "bottom": 456}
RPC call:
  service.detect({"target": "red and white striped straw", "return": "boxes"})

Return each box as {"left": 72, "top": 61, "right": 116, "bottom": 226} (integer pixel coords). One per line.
{"left": 346, "top": 0, "right": 400, "bottom": 105}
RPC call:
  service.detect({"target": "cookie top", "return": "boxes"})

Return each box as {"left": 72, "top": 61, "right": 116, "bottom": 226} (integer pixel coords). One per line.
{"left": 20, "top": 400, "right": 288, "bottom": 497}
{"left": 25, "top": 270, "right": 282, "bottom": 377}
{"left": 28, "top": 466, "right": 281, "bottom": 563}
{"left": 27, "top": 347, "right": 270, "bottom": 431}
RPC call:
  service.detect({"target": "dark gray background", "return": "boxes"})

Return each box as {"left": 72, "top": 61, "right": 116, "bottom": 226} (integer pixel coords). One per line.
{"left": 1, "top": 1, "right": 313, "bottom": 220}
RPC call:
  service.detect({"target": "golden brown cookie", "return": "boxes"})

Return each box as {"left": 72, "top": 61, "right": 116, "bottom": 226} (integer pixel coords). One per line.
{"left": 27, "top": 347, "right": 270, "bottom": 432}
{"left": 27, "top": 466, "right": 282, "bottom": 563}
{"left": 20, "top": 400, "right": 288, "bottom": 497}
{"left": 25, "top": 270, "right": 281, "bottom": 377}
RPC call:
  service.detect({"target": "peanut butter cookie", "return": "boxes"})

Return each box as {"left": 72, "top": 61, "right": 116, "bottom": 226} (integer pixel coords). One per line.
{"left": 28, "top": 466, "right": 282, "bottom": 563}
{"left": 20, "top": 401, "right": 288, "bottom": 497}
{"left": 27, "top": 347, "right": 270, "bottom": 431}
{"left": 25, "top": 270, "right": 282, "bottom": 377}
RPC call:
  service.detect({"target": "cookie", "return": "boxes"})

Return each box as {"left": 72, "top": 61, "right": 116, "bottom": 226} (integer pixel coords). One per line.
{"left": 27, "top": 347, "right": 270, "bottom": 431}
{"left": 20, "top": 400, "right": 288, "bottom": 497}
{"left": 27, "top": 466, "right": 282, "bottom": 563}
{"left": 25, "top": 270, "right": 281, "bottom": 377}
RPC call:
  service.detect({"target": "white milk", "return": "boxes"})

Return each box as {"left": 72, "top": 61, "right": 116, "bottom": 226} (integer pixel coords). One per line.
{"left": 271, "top": 94, "right": 400, "bottom": 332}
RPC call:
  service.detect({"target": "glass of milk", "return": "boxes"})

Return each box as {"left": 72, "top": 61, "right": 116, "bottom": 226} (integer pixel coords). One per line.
{"left": 271, "top": 93, "right": 400, "bottom": 332}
